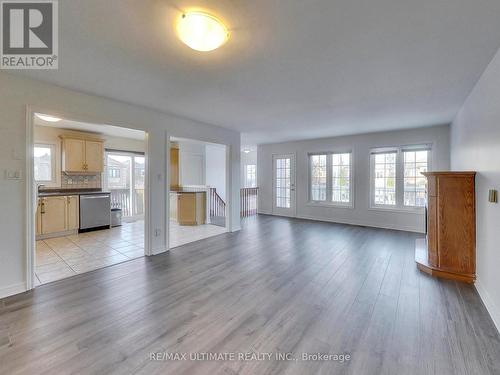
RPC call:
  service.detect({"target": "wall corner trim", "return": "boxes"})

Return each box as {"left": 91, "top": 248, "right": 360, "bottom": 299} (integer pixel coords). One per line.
{"left": 475, "top": 278, "right": 500, "bottom": 334}
{"left": 0, "top": 282, "right": 27, "bottom": 299}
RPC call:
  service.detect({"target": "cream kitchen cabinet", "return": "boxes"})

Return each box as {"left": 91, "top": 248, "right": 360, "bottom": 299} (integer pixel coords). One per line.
{"left": 41, "top": 196, "right": 67, "bottom": 234}
{"left": 61, "top": 136, "right": 104, "bottom": 173}
{"left": 36, "top": 201, "right": 42, "bottom": 236}
{"left": 84, "top": 140, "right": 104, "bottom": 172}
{"left": 37, "top": 195, "right": 79, "bottom": 237}
{"left": 66, "top": 195, "right": 80, "bottom": 230}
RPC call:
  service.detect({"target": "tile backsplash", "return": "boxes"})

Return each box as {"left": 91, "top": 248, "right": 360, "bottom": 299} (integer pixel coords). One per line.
{"left": 61, "top": 173, "right": 102, "bottom": 189}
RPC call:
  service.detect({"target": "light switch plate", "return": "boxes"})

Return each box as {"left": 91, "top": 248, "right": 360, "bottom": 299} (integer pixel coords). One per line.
{"left": 5, "top": 169, "right": 22, "bottom": 180}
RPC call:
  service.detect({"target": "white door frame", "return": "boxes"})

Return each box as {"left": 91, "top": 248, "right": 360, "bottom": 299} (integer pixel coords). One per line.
{"left": 272, "top": 153, "right": 297, "bottom": 217}
{"left": 166, "top": 136, "right": 231, "bottom": 250}
{"left": 25, "top": 105, "right": 152, "bottom": 290}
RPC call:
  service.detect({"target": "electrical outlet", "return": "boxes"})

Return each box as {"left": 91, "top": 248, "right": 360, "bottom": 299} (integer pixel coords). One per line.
{"left": 154, "top": 229, "right": 161, "bottom": 237}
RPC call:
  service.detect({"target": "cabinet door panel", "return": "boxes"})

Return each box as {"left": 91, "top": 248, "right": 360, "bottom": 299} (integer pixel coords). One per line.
{"left": 36, "top": 200, "right": 42, "bottom": 236}
{"left": 66, "top": 196, "right": 79, "bottom": 230}
{"left": 178, "top": 194, "right": 196, "bottom": 225}
{"left": 427, "top": 196, "right": 438, "bottom": 267}
{"left": 437, "top": 176, "right": 475, "bottom": 274}
{"left": 41, "top": 197, "right": 67, "bottom": 234}
{"left": 63, "top": 139, "right": 86, "bottom": 172}
{"left": 170, "top": 147, "right": 179, "bottom": 189}
{"left": 85, "top": 141, "right": 104, "bottom": 172}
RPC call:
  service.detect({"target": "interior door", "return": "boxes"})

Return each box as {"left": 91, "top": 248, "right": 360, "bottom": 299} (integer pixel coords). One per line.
{"left": 272, "top": 154, "right": 296, "bottom": 217}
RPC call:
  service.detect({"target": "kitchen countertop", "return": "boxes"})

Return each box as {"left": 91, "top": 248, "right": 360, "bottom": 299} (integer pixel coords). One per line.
{"left": 170, "top": 189, "right": 207, "bottom": 194}
{"left": 38, "top": 189, "right": 111, "bottom": 197}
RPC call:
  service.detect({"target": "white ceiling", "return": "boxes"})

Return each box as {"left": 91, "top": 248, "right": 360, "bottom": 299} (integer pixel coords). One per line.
{"left": 15, "top": 0, "right": 500, "bottom": 145}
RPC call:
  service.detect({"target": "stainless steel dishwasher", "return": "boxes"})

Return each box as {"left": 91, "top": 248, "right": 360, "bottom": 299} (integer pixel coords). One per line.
{"left": 79, "top": 193, "right": 111, "bottom": 231}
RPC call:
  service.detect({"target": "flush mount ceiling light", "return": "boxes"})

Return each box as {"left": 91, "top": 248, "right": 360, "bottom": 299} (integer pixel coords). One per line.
{"left": 35, "top": 113, "right": 62, "bottom": 122}
{"left": 176, "top": 11, "right": 229, "bottom": 52}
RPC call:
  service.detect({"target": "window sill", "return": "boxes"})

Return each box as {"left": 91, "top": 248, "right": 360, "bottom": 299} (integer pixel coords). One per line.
{"left": 368, "top": 206, "right": 425, "bottom": 214}
{"left": 306, "top": 201, "right": 354, "bottom": 209}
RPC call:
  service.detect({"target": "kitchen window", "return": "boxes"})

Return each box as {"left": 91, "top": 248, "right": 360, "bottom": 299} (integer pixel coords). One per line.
{"left": 309, "top": 152, "right": 352, "bottom": 206}
{"left": 34, "top": 144, "right": 56, "bottom": 184}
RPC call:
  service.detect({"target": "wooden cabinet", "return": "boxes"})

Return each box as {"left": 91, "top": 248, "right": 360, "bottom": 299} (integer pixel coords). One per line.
{"left": 40, "top": 196, "right": 67, "bottom": 234}
{"left": 37, "top": 195, "right": 80, "bottom": 237}
{"left": 66, "top": 196, "right": 79, "bottom": 230}
{"left": 84, "top": 140, "right": 104, "bottom": 172}
{"left": 170, "top": 145, "right": 180, "bottom": 190}
{"left": 61, "top": 136, "right": 104, "bottom": 173}
{"left": 415, "top": 171, "right": 476, "bottom": 283}
{"left": 62, "top": 138, "right": 86, "bottom": 172}
{"left": 169, "top": 193, "right": 178, "bottom": 220}
{"left": 36, "top": 201, "right": 42, "bottom": 236}
{"left": 177, "top": 192, "right": 206, "bottom": 225}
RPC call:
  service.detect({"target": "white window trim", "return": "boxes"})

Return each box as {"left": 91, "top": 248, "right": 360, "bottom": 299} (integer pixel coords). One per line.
{"left": 34, "top": 143, "right": 57, "bottom": 185}
{"left": 308, "top": 150, "right": 354, "bottom": 208}
{"left": 369, "top": 145, "right": 432, "bottom": 212}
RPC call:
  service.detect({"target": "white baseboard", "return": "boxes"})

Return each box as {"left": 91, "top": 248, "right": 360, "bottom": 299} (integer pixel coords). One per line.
{"left": 0, "top": 282, "right": 27, "bottom": 299}
{"left": 296, "top": 214, "right": 423, "bottom": 233}
{"left": 475, "top": 278, "right": 500, "bottom": 333}
{"left": 257, "top": 211, "right": 423, "bottom": 233}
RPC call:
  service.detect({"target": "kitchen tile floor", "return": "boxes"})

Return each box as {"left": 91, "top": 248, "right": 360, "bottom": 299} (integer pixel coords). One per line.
{"left": 35, "top": 220, "right": 227, "bottom": 285}
{"left": 35, "top": 220, "right": 145, "bottom": 286}
{"left": 169, "top": 220, "right": 226, "bottom": 248}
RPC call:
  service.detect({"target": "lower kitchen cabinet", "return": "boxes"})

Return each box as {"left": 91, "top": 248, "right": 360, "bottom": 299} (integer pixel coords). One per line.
{"left": 41, "top": 196, "right": 67, "bottom": 234}
{"left": 37, "top": 195, "right": 80, "bottom": 237}
{"left": 66, "top": 196, "right": 80, "bottom": 230}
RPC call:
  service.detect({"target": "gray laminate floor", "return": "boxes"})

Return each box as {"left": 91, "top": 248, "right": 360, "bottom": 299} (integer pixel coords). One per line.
{"left": 1, "top": 215, "right": 499, "bottom": 375}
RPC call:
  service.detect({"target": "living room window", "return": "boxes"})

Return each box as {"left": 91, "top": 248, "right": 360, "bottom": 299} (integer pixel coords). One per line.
{"left": 372, "top": 151, "right": 397, "bottom": 206}
{"left": 403, "top": 148, "right": 429, "bottom": 207}
{"left": 370, "top": 145, "right": 430, "bottom": 209}
{"left": 309, "top": 152, "right": 352, "bottom": 206}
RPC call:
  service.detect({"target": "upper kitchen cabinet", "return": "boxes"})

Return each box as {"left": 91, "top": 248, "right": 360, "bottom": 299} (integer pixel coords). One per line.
{"left": 61, "top": 135, "right": 104, "bottom": 173}
{"left": 84, "top": 140, "right": 104, "bottom": 172}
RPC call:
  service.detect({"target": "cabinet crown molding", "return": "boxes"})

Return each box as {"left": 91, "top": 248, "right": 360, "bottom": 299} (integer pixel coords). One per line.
{"left": 59, "top": 134, "right": 104, "bottom": 142}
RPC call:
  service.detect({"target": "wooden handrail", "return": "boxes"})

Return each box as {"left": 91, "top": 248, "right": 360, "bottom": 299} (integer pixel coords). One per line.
{"left": 240, "top": 187, "right": 258, "bottom": 217}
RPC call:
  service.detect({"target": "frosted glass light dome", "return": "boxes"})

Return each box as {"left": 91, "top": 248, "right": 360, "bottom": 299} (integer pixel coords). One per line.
{"left": 177, "top": 12, "right": 229, "bottom": 52}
